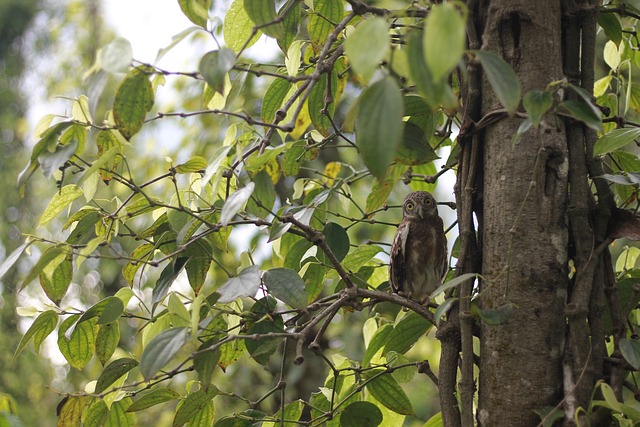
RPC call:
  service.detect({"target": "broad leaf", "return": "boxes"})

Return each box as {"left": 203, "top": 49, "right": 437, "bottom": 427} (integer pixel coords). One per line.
{"left": 620, "top": 338, "right": 640, "bottom": 370}
{"left": 0, "top": 240, "right": 31, "bottom": 281}
{"left": 57, "top": 396, "right": 91, "bottom": 427}
{"left": 243, "top": 0, "right": 284, "bottom": 39}
{"left": 344, "top": 17, "right": 389, "bottom": 79}
{"left": 139, "top": 327, "right": 188, "bottom": 381}
{"left": 173, "top": 388, "right": 218, "bottom": 427}
{"left": 220, "top": 182, "right": 255, "bottom": 226}
{"left": 95, "top": 357, "right": 138, "bottom": 393}
{"left": 178, "top": 0, "right": 210, "bottom": 28}
{"left": 216, "top": 265, "right": 261, "bottom": 302}
{"left": 95, "top": 322, "right": 120, "bottom": 365}
{"left": 365, "top": 370, "right": 414, "bottom": 416}
{"left": 126, "top": 388, "right": 181, "bottom": 412}
{"left": 593, "top": 128, "right": 640, "bottom": 156}
{"left": 308, "top": 0, "right": 343, "bottom": 52}
{"left": 340, "top": 401, "right": 383, "bottom": 427}
{"left": 261, "top": 78, "right": 293, "bottom": 124}
{"left": 384, "top": 312, "right": 432, "bottom": 355}
{"left": 78, "top": 296, "right": 125, "bottom": 325}
{"left": 39, "top": 185, "right": 83, "bottom": 227}
{"left": 362, "top": 324, "right": 393, "bottom": 366}
{"left": 99, "top": 37, "right": 133, "bottom": 73}
{"left": 15, "top": 310, "right": 58, "bottom": 357}
{"left": 225, "top": 0, "right": 262, "bottom": 52}
{"left": 113, "top": 66, "right": 155, "bottom": 140}
{"left": 38, "top": 139, "right": 78, "bottom": 179}
{"left": 152, "top": 257, "right": 188, "bottom": 308}
{"left": 557, "top": 99, "right": 603, "bottom": 132}
{"left": 263, "top": 268, "right": 307, "bottom": 309}
{"left": 199, "top": 49, "right": 236, "bottom": 94}
{"left": 523, "top": 90, "right": 553, "bottom": 127}
{"left": 430, "top": 273, "right": 480, "bottom": 298}
{"left": 39, "top": 256, "right": 72, "bottom": 304}
{"left": 175, "top": 156, "right": 207, "bottom": 174}
{"left": 57, "top": 315, "right": 97, "bottom": 370}
{"left": 476, "top": 50, "right": 522, "bottom": 116}
{"left": 356, "top": 77, "right": 404, "bottom": 180}
{"left": 423, "top": 4, "right": 466, "bottom": 82}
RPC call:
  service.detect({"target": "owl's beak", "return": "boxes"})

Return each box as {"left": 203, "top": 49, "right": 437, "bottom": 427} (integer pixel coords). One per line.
{"left": 418, "top": 206, "right": 424, "bottom": 219}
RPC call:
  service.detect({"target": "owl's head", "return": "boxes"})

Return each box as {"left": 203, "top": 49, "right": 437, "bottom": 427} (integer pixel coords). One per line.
{"left": 402, "top": 191, "right": 438, "bottom": 220}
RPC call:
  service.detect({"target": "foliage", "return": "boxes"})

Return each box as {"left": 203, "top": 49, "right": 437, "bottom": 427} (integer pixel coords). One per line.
{"left": 8, "top": 0, "right": 640, "bottom": 425}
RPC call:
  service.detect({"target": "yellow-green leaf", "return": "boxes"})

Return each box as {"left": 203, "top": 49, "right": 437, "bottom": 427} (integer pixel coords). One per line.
{"left": 113, "top": 66, "right": 155, "bottom": 140}
{"left": 178, "top": 0, "right": 211, "bottom": 28}
{"left": 175, "top": 156, "right": 208, "bottom": 174}
{"left": 423, "top": 3, "right": 466, "bottom": 82}
{"left": 39, "top": 185, "right": 83, "bottom": 227}
{"left": 344, "top": 17, "right": 389, "bottom": 79}
{"left": 57, "top": 315, "right": 97, "bottom": 370}
{"left": 224, "top": 0, "right": 262, "bottom": 53}
{"left": 15, "top": 310, "right": 58, "bottom": 357}
{"left": 199, "top": 49, "right": 236, "bottom": 94}
{"left": 308, "top": 0, "right": 343, "bottom": 52}
{"left": 57, "top": 396, "right": 91, "bottom": 427}
{"left": 96, "top": 322, "right": 120, "bottom": 365}
{"left": 475, "top": 50, "right": 522, "bottom": 116}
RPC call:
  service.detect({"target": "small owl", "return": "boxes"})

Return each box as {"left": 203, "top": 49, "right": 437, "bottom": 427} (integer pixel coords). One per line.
{"left": 390, "top": 191, "right": 448, "bottom": 303}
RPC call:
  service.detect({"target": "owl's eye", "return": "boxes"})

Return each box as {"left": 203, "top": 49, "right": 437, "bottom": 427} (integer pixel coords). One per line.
{"left": 405, "top": 201, "right": 415, "bottom": 210}
{"left": 425, "top": 198, "right": 433, "bottom": 206}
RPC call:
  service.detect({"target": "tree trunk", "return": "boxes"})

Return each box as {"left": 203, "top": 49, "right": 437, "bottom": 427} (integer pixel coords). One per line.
{"left": 476, "top": 1, "right": 569, "bottom": 424}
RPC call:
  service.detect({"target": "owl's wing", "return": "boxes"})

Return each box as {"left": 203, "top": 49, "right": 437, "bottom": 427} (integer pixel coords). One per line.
{"left": 389, "top": 221, "right": 410, "bottom": 293}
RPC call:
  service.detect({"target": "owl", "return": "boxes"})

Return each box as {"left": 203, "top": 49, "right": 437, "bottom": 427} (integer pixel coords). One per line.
{"left": 390, "top": 191, "right": 448, "bottom": 303}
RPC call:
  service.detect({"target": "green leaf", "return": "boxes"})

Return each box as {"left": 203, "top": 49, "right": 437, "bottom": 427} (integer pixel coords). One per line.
{"left": 470, "top": 302, "right": 514, "bottom": 325}
{"left": 362, "top": 324, "right": 392, "bottom": 366}
{"left": 523, "top": 90, "right": 553, "bottom": 127}
{"left": 245, "top": 316, "right": 283, "bottom": 365}
{"left": 220, "top": 182, "right": 255, "bottom": 226}
{"left": 152, "top": 258, "right": 188, "bottom": 308}
{"left": 172, "top": 388, "right": 218, "bottom": 427}
{"left": 84, "top": 400, "right": 109, "bottom": 426}
{"left": 344, "top": 17, "right": 389, "bottom": 79}
{"left": 139, "top": 327, "right": 188, "bottom": 381}
{"left": 593, "top": 127, "right": 640, "bottom": 156}
{"left": 598, "top": 12, "right": 622, "bottom": 46}
{"left": 58, "top": 315, "right": 97, "bottom": 370}
{"left": 106, "top": 398, "right": 135, "bottom": 426}
{"left": 194, "top": 340, "right": 221, "bottom": 388}
{"left": 557, "top": 99, "right": 603, "bottom": 132}
{"left": 224, "top": 0, "right": 262, "bottom": 53}
{"left": 475, "top": 50, "right": 522, "bottom": 116}
{"left": 199, "top": 49, "right": 236, "bottom": 94}
{"left": 178, "top": 0, "right": 210, "bottom": 28}
{"left": 39, "top": 256, "right": 72, "bottom": 304}
{"left": 96, "top": 322, "right": 120, "bottom": 365}
{"left": 434, "top": 297, "right": 457, "bottom": 326}
{"left": 395, "top": 122, "right": 438, "bottom": 165}
{"left": 423, "top": 4, "right": 466, "bottom": 82}
{"left": 365, "top": 370, "right": 414, "bottom": 416}
{"left": 319, "top": 222, "right": 350, "bottom": 263}
{"left": 186, "top": 255, "right": 211, "bottom": 294}
{"left": 88, "top": 132, "right": 124, "bottom": 184}
{"left": 113, "top": 66, "right": 155, "bottom": 140}
{"left": 123, "top": 243, "right": 155, "bottom": 285}
{"left": 308, "top": 0, "right": 343, "bottom": 51}
{"left": 261, "top": 78, "right": 292, "bottom": 124}
{"left": 430, "top": 273, "right": 480, "bottom": 299}
{"left": 263, "top": 268, "right": 307, "bottom": 309}
{"left": 95, "top": 357, "right": 138, "bottom": 393}
{"left": 39, "top": 185, "right": 83, "bottom": 227}
{"left": 384, "top": 312, "right": 431, "bottom": 355}
{"left": 78, "top": 296, "right": 125, "bottom": 325}
{"left": 263, "top": 400, "right": 304, "bottom": 427}
{"left": 620, "top": 338, "right": 640, "bottom": 370}
{"left": 356, "top": 77, "right": 405, "bottom": 180}
{"left": 216, "top": 265, "right": 261, "bottom": 303}
{"left": 283, "top": 238, "right": 314, "bottom": 270}
{"left": 57, "top": 396, "right": 91, "bottom": 427}
{"left": 340, "top": 401, "right": 383, "bottom": 427}
{"left": 21, "top": 246, "right": 65, "bottom": 290}
{"left": 243, "top": 0, "right": 284, "bottom": 39}
{"left": 277, "top": 0, "right": 301, "bottom": 53}
{"left": 15, "top": 310, "right": 58, "bottom": 357}
{"left": 126, "top": 388, "right": 181, "bottom": 412}
{"left": 246, "top": 170, "right": 276, "bottom": 216}
{"left": 175, "top": 156, "right": 208, "bottom": 174}
{"left": 308, "top": 70, "right": 338, "bottom": 137}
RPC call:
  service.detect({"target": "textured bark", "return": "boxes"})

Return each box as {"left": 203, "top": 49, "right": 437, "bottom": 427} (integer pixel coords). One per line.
{"left": 477, "top": 1, "right": 569, "bottom": 425}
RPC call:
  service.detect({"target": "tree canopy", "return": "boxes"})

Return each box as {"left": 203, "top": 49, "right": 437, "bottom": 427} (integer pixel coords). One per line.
{"left": 5, "top": 0, "right": 640, "bottom": 426}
